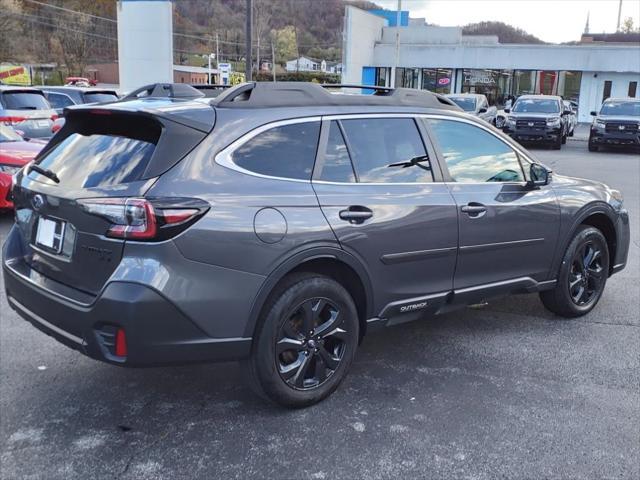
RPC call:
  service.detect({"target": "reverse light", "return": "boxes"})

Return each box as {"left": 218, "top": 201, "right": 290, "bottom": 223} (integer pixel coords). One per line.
{"left": 78, "top": 197, "right": 209, "bottom": 241}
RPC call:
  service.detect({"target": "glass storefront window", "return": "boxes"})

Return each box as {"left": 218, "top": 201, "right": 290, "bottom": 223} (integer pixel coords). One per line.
{"left": 513, "top": 70, "right": 536, "bottom": 97}
{"left": 557, "top": 71, "right": 582, "bottom": 103}
{"left": 462, "top": 69, "right": 514, "bottom": 106}
{"left": 421, "top": 68, "right": 452, "bottom": 94}
{"left": 375, "top": 67, "right": 391, "bottom": 87}
{"left": 395, "top": 68, "right": 420, "bottom": 88}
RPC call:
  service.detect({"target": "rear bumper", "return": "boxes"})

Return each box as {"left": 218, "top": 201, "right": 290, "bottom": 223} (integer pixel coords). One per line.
{"left": 2, "top": 228, "right": 253, "bottom": 367}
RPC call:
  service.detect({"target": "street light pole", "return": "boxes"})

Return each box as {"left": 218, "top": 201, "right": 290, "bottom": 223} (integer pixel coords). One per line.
{"left": 208, "top": 54, "right": 212, "bottom": 84}
{"left": 245, "top": 0, "right": 253, "bottom": 81}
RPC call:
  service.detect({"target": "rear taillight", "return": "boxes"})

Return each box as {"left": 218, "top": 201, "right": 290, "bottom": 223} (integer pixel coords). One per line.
{"left": 0, "top": 116, "right": 27, "bottom": 126}
{"left": 78, "top": 197, "right": 209, "bottom": 241}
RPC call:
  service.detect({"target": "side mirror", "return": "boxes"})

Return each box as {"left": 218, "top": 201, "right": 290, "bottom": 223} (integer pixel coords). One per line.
{"left": 590, "top": 111, "right": 597, "bottom": 116}
{"left": 478, "top": 107, "right": 487, "bottom": 113}
{"left": 562, "top": 110, "right": 571, "bottom": 116}
{"left": 503, "top": 108, "right": 511, "bottom": 114}
{"left": 528, "top": 163, "right": 550, "bottom": 187}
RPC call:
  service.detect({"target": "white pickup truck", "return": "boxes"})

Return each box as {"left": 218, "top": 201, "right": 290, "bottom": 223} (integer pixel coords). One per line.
{"left": 446, "top": 93, "right": 497, "bottom": 125}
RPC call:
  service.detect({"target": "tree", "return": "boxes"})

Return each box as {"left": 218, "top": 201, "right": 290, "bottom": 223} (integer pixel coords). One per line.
{"left": 0, "top": 0, "right": 20, "bottom": 60}
{"left": 271, "top": 25, "right": 298, "bottom": 65}
{"left": 621, "top": 17, "right": 638, "bottom": 33}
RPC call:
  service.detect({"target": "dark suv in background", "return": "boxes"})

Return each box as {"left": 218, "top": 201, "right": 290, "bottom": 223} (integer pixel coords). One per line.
{"left": 503, "top": 94, "right": 571, "bottom": 149}
{"left": 2, "top": 83, "right": 630, "bottom": 407}
{"left": 40, "top": 86, "right": 120, "bottom": 116}
{"left": 589, "top": 97, "right": 640, "bottom": 151}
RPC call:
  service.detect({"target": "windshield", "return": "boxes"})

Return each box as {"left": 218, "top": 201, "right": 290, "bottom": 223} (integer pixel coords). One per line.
{"left": 1, "top": 91, "right": 50, "bottom": 110}
{"left": 83, "top": 92, "right": 119, "bottom": 103}
{"left": 449, "top": 97, "right": 476, "bottom": 112}
{"left": 0, "top": 125, "right": 23, "bottom": 142}
{"left": 600, "top": 101, "right": 640, "bottom": 116}
{"left": 512, "top": 99, "right": 560, "bottom": 114}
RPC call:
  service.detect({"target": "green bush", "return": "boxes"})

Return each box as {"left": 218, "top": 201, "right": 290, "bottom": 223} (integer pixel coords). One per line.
{"left": 254, "top": 71, "right": 340, "bottom": 84}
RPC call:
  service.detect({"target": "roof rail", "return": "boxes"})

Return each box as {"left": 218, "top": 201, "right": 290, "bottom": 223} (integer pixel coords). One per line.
{"left": 320, "top": 84, "right": 393, "bottom": 92}
{"left": 122, "top": 83, "right": 205, "bottom": 100}
{"left": 212, "top": 82, "right": 462, "bottom": 111}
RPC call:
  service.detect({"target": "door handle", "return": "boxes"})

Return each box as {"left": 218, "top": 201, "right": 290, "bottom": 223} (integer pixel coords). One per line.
{"left": 461, "top": 203, "right": 487, "bottom": 218}
{"left": 339, "top": 206, "right": 373, "bottom": 224}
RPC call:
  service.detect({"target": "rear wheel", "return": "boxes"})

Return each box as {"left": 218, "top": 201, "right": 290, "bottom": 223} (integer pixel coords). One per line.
{"left": 540, "top": 226, "right": 609, "bottom": 317}
{"left": 245, "top": 273, "right": 359, "bottom": 408}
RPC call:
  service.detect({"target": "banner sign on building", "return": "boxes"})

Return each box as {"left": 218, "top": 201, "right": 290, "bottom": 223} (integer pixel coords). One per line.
{"left": 0, "top": 65, "right": 31, "bottom": 85}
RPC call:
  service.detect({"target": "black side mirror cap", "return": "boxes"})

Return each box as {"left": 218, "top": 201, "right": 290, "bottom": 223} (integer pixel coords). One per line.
{"left": 503, "top": 108, "right": 511, "bottom": 114}
{"left": 478, "top": 107, "right": 488, "bottom": 113}
{"left": 527, "top": 163, "right": 551, "bottom": 187}
{"left": 590, "top": 111, "right": 597, "bottom": 116}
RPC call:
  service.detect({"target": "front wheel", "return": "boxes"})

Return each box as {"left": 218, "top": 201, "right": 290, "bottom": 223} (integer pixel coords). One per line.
{"left": 552, "top": 135, "right": 562, "bottom": 150}
{"left": 245, "top": 273, "right": 359, "bottom": 408}
{"left": 540, "top": 226, "right": 609, "bottom": 317}
{"left": 588, "top": 135, "right": 599, "bottom": 152}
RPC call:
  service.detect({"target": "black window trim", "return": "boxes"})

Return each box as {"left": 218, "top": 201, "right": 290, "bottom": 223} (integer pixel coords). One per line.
{"left": 46, "top": 91, "right": 77, "bottom": 107}
{"left": 215, "top": 116, "right": 322, "bottom": 183}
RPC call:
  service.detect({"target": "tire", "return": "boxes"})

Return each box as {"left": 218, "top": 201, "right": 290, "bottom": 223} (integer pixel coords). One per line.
{"left": 244, "top": 272, "right": 359, "bottom": 408}
{"left": 588, "top": 136, "right": 599, "bottom": 152}
{"left": 569, "top": 128, "right": 574, "bottom": 137}
{"left": 561, "top": 133, "right": 567, "bottom": 144}
{"left": 540, "top": 226, "right": 609, "bottom": 318}
{"left": 552, "top": 135, "right": 562, "bottom": 150}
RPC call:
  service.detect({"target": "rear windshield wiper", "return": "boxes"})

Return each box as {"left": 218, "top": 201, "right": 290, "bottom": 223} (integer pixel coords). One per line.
{"left": 388, "top": 155, "right": 431, "bottom": 171}
{"left": 28, "top": 164, "right": 60, "bottom": 183}
{"left": 15, "top": 106, "right": 39, "bottom": 110}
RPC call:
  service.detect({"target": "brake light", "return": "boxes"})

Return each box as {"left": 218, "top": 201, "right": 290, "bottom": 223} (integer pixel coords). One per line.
{"left": 0, "top": 116, "right": 27, "bottom": 125}
{"left": 78, "top": 197, "right": 209, "bottom": 241}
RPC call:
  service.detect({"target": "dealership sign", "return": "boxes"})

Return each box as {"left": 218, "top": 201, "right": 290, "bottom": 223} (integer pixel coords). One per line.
{"left": 464, "top": 69, "right": 496, "bottom": 85}
{"left": 0, "top": 65, "right": 31, "bottom": 85}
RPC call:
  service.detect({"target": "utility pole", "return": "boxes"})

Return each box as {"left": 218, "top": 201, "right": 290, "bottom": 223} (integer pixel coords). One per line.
{"left": 616, "top": 0, "right": 623, "bottom": 31}
{"left": 393, "top": 0, "right": 402, "bottom": 88}
{"left": 216, "top": 32, "right": 220, "bottom": 81}
{"left": 245, "top": 0, "right": 253, "bottom": 81}
{"left": 271, "top": 40, "right": 276, "bottom": 82}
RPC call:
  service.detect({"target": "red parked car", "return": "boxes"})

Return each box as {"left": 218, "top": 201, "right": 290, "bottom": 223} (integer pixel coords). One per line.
{"left": 0, "top": 125, "right": 45, "bottom": 211}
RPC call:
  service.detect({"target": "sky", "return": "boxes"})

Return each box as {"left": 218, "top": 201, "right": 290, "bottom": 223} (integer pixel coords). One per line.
{"left": 371, "top": 0, "right": 640, "bottom": 43}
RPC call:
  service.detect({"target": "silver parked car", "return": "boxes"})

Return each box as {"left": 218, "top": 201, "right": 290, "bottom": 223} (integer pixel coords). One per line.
{"left": 446, "top": 93, "right": 497, "bottom": 124}
{"left": 0, "top": 86, "right": 57, "bottom": 139}
{"left": 563, "top": 100, "right": 577, "bottom": 137}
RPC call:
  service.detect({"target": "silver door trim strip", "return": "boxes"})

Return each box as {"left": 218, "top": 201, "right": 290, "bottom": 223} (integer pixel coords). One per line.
{"left": 8, "top": 296, "right": 87, "bottom": 346}
{"left": 460, "top": 237, "right": 544, "bottom": 252}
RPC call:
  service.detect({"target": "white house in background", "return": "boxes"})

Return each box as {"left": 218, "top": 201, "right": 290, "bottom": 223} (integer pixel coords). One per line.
{"left": 286, "top": 56, "right": 320, "bottom": 72}
{"left": 286, "top": 56, "right": 343, "bottom": 74}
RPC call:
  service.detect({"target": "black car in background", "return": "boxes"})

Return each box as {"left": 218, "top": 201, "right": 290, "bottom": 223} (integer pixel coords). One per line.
{"left": 503, "top": 95, "right": 571, "bottom": 149}
{"left": 589, "top": 98, "right": 640, "bottom": 152}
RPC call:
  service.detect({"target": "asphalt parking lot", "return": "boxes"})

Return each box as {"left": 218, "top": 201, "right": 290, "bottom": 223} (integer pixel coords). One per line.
{"left": 1, "top": 137, "right": 638, "bottom": 480}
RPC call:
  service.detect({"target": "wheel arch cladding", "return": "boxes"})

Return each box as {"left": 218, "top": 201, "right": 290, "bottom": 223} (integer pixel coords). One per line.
{"left": 244, "top": 251, "right": 373, "bottom": 341}
{"left": 579, "top": 212, "right": 617, "bottom": 274}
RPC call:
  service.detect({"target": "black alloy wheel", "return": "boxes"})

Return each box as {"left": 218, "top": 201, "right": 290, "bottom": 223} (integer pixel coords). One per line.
{"left": 568, "top": 240, "right": 605, "bottom": 306}
{"left": 276, "top": 297, "right": 348, "bottom": 390}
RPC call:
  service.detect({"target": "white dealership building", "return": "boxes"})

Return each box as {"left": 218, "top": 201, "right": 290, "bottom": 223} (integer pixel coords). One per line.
{"left": 342, "top": 6, "right": 640, "bottom": 122}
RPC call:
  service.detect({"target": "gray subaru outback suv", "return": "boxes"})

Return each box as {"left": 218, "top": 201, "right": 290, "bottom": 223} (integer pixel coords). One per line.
{"left": 2, "top": 83, "right": 630, "bottom": 407}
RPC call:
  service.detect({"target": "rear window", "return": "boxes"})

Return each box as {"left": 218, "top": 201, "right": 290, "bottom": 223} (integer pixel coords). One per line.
{"left": 231, "top": 122, "right": 320, "bottom": 180}
{"left": 30, "top": 114, "right": 160, "bottom": 188}
{"left": 1, "top": 91, "right": 50, "bottom": 110}
{"left": 83, "top": 92, "right": 119, "bottom": 103}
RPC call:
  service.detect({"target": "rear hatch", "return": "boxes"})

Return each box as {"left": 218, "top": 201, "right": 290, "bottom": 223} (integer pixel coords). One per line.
{"left": 10, "top": 101, "right": 213, "bottom": 296}
{"left": 0, "top": 89, "right": 57, "bottom": 139}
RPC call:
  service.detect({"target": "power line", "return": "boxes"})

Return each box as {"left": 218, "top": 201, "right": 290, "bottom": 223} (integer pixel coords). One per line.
{"left": 22, "top": 0, "right": 117, "bottom": 23}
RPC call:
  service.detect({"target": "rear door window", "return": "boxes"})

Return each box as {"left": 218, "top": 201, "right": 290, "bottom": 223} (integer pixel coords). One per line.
{"left": 1, "top": 91, "right": 50, "bottom": 110}
{"left": 30, "top": 114, "right": 160, "bottom": 188}
{"left": 339, "top": 118, "right": 433, "bottom": 183}
{"left": 231, "top": 121, "right": 320, "bottom": 180}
